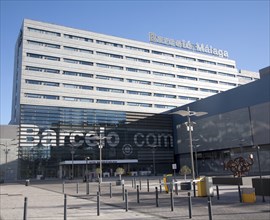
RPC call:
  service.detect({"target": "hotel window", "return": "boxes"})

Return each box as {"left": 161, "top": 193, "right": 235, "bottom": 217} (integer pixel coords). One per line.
{"left": 154, "top": 93, "right": 176, "bottom": 98}
{"left": 175, "top": 55, "right": 196, "bottom": 61}
{"left": 125, "top": 45, "right": 149, "bottom": 53}
{"left": 219, "top": 81, "right": 237, "bottom": 86}
{"left": 237, "top": 75, "right": 253, "bottom": 80}
{"left": 63, "top": 58, "right": 93, "bottom": 66}
{"left": 178, "top": 85, "right": 198, "bottom": 91}
{"left": 153, "top": 82, "right": 175, "bottom": 88}
{"left": 126, "top": 56, "right": 150, "bottom": 63}
{"left": 126, "top": 67, "right": 150, "bottom": 74}
{"left": 127, "top": 90, "right": 151, "bottom": 96}
{"left": 25, "top": 80, "right": 59, "bottom": 87}
{"left": 96, "top": 40, "right": 123, "bottom": 48}
{"left": 152, "top": 50, "right": 174, "bottom": 57}
{"left": 63, "top": 83, "right": 93, "bottom": 90}
{"left": 152, "top": 61, "right": 174, "bottom": 67}
{"left": 63, "top": 97, "right": 94, "bottom": 102}
{"left": 96, "top": 51, "right": 123, "bottom": 59}
{"left": 64, "top": 34, "right": 93, "bottom": 42}
{"left": 198, "top": 68, "right": 217, "bottom": 74}
{"left": 218, "top": 72, "right": 235, "bottom": 78}
{"left": 27, "top": 40, "right": 60, "bottom": 49}
{"left": 64, "top": 46, "right": 93, "bottom": 54}
{"left": 96, "top": 75, "right": 124, "bottom": 81}
{"left": 176, "top": 65, "right": 196, "bottom": 71}
{"left": 199, "top": 78, "right": 218, "bottom": 84}
{"left": 200, "top": 88, "right": 219, "bottom": 93}
{"left": 63, "top": 71, "right": 93, "bottom": 78}
{"left": 25, "top": 93, "right": 59, "bottom": 100}
{"left": 126, "top": 79, "right": 151, "bottom": 85}
{"left": 217, "top": 63, "right": 235, "bottom": 69}
{"left": 97, "top": 99, "right": 124, "bottom": 105}
{"left": 155, "top": 104, "right": 177, "bottom": 109}
{"left": 198, "top": 59, "right": 216, "bottom": 65}
{"left": 153, "top": 71, "right": 175, "bottom": 78}
{"left": 25, "top": 66, "right": 60, "bottom": 74}
{"left": 177, "top": 75, "right": 197, "bottom": 81}
{"left": 97, "top": 87, "right": 124, "bottom": 93}
{"left": 179, "top": 96, "right": 198, "bottom": 101}
{"left": 96, "top": 63, "right": 123, "bottom": 70}
{"left": 127, "top": 102, "right": 152, "bottom": 107}
{"left": 28, "top": 27, "right": 61, "bottom": 36}
{"left": 27, "top": 53, "right": 60, "bottom": 61}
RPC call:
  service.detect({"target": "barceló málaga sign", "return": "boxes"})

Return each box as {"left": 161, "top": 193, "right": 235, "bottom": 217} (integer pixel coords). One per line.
{"left": 149, "top": 32, "right": 229, "bottom": 58}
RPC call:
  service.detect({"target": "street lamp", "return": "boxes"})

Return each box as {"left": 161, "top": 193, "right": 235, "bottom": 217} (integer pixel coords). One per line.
{"left": 252, "top": 145, "right": 265, "bottom": 202}
{"left": 0, "top": 139, "right": 16, "bottom": 180}
{"left": 97, "top": 127, "right": 111, "bottom": 183}
{"left": 193, "top": 145, "right": 200, "bottom": 178}
{"left": 172, "top": 107, "right": 207, "bottom": 181}
{"left": 70, "top": 145, "right": 75, "bottom": 179}
{"left": 85, "top": 156, "right": 90, "bottom": 182}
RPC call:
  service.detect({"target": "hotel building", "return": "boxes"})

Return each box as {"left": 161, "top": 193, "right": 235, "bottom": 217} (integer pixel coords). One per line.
{"left": 9, "top": 19, "right": 260, "bottom": 179}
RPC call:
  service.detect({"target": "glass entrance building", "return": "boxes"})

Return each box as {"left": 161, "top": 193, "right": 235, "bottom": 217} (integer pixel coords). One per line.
{"left": 10, "top": 19, "right": 260, "bottom": 179}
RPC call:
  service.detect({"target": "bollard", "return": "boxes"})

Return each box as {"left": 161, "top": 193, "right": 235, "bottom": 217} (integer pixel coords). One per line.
{"left": 62, "top": 181, "right": 65, "bottom": 194}
{"left": 193, "top": 182, "right": 196, "bottom": 197}
{"left": 139, "top": 179, "right": 142, "bottom": 190}
{"left": 64, "top": 194, "right": 67, "bottom": 220}
{"left": 147, "top": 179, "right": 149, "bottom": 192}
{"left": 97, "top": 192, "right": 100, "bottom": 216}
{"left": 238, "top": 185, "right": 242, "bottom": 203}
{"left": 170, "top": 190, "right": 174, "bottom": 211}
{"left": 109, "top": 182, "right": 112, "bottom": 198}
{"left": 188, "top": 192, "right": 192, "bottom": 219}
{"left": 155, "top": 187, "right": 159, "bottom": 207}
{"left": 122, "top": 183, "right": 125, "bottom": 201}
{"left": 175, "top": 183, "right": 178, "bottom": 195}
{"left": 23, "top": 197, "right": 28, "bottom": 220}
{"left": 76, "top": 182, "right": 79, "bottom": 194}
{"left": 125, "top": 189, "right": 128, "bottom": 212}
{"left": 137, "top": 185, "right": 140, "bottom": 203}
{"left": 216, "top": 185, "right": 219, "bottom": 200}
{"left": 86, "top": 182, "right": 89, "bottom": 195}
{"left": 207, "top": 196, "right": 213, "bottom": 220}
{"left": 159, "top": 179, "right": 162, "bottom": 193}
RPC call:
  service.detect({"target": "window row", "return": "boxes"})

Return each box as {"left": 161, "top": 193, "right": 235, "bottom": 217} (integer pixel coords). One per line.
{"left": 27, "top": 26, "right": 236, "bottom": 69}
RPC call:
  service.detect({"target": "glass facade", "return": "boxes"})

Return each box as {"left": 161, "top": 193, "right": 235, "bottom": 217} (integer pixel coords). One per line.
{"left": 18, "top": 105, "right": 174, "bottom": 179}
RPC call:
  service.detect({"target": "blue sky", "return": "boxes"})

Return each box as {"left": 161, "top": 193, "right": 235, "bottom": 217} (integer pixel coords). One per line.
{"left": 0, "top": 0, "right": 269, "bottom": 125}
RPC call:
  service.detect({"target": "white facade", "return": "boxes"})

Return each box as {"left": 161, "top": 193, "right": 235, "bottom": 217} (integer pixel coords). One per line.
{"left": 11, "top": 19, "right": 259, "bottom": 123}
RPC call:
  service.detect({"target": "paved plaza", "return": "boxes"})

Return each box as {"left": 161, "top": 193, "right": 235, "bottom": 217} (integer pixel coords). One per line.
{"left": 0, "top": 176, "right": 269, "bottom": 220}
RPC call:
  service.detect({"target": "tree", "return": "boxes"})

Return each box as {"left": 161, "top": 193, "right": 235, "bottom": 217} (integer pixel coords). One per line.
{"left": 180, "top": 165, "right": 191, "bottom": 180}
{"left": 115, "top": 167, "right": 125, "bottom": 180}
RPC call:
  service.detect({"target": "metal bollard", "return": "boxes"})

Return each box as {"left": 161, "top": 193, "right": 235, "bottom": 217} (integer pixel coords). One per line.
{"left": 86, "top": 182, "right": 89, "bottom": 195}
{"left": 62, "top": 181, "right": 65, "bottom": 194}
{"left": 64, "top": 194, "right": 67, "bottom": 220}
{"left": 159, "top": 179, "right": 162, "bottom": 193}
{"left": 147, "top": 179, "right": 149, "bottom": 192}
{"left": 193, "top": 182, "right": 196, "bottom": 197}
{"left": 139, "top": 179, "right": 142, "bottom": 190}
{"left": 170, "top": 190, "right": 174, "bottom": 211}
{"left": 207, "top": 196, "right": 213, "bottom": 220}
{"left": 137, "top": 185, "right": 140, "bottom": 203}
{"left": 155, "top": 187, "right": 159, "bottom": 207}
{"left": 216, "top": 185, "right": 219, "bottom": 200}
{"left": 175, "top": 183, "right": 178, "bottom": 195}
{"left": 122, "top": 183, "right": 125, "bottom": 201}
{"left": 109, "top": 182, "right": 112, "bottom": 198}
{"left": 23, "top": 197, "right": 28, "bottom": 220}
{"left": 76, "top": 182, "right": 79, "bottom": 194}
{"left": 238, "top": 185, "right": 242, "bottom": 203}
{"left": 125, "top": 189, "right": 128, "bottom": 212}
{"left": 188, "top": 192, "right": 192, "bottom": 219}
{"left": 97, "top": 192, "right": 100, "bottom": 216}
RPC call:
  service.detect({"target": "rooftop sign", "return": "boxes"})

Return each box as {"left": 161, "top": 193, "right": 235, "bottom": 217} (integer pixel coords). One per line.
{"left": 149, "top": 32, "right": 229, "bottom": 58}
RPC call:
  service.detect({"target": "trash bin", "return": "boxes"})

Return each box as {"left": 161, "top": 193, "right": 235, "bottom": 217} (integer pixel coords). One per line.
{"left": 25, "top": 179, "right": 30, "bottom": 186}
{"left": 242, "top": 188, "right": 256, "bottom": 203}
{"left": 163, "top": 174, "right": 173, "bottom": 193}
{"left": 197, "top": 176, "right": 207, "bottom": 197}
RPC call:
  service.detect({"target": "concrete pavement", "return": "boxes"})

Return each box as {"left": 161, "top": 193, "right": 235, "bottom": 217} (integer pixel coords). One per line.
{"left": 0, "top": 176, "right": 269, "bottom": 220}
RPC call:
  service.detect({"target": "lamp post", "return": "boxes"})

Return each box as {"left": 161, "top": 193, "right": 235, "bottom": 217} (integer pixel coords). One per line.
{"left": 172, "top": 107, "right": 207, "bottom": 181}
{"left": 85, "top": 156, "right": 90, "bottom": 182}
{"left": 194, "top": 145, "right": 200, "bottom": 178}
{"left": 70, "top": 145, "right": 75, "bottom": 179}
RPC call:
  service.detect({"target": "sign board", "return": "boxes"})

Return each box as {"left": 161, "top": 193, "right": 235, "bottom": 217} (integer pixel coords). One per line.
{"left": 172, "top": 163, "right": 177, "bottom": 170}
